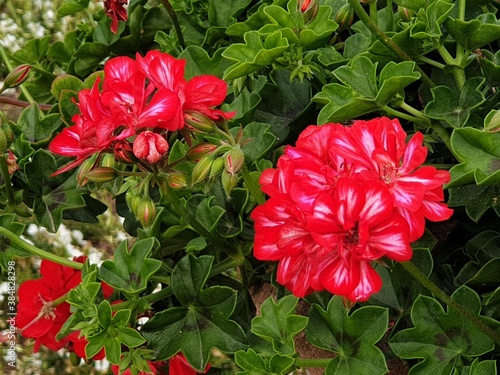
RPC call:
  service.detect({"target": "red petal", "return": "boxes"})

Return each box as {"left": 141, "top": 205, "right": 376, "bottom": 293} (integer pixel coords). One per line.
{"left": 347, "top": 261, "right": 382, "bottom": 302}
{"left": 319, "top": 255, "right": 360, "bottom": 296}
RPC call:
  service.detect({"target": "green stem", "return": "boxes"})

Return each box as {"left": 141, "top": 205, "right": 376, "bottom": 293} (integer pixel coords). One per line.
{"left": 0, "top": 44, "right": 36, "bottom": 104}
{"left": 429, "top": 120, "right": 453, "bottom": 154}
{"left": 385, "top": 0, "right": 394, "bottom": 32}
{"left": 401, "top": 261, "right": 500, "bottom": 346}
{"left": 0, "top": 226, "right": 83, "bottom": 270}
{"left": 295, "top": 358, "right": 333, "bottom": 368}
{"left": 160, "top": 0, "right": 186, "bottom": 50}
{"left": 369, "top": 1, "right": 378, "bottom": 25}
{"left": 437, "top": 44, "right": 466, "bottom": 90}
{"left": 240, "top": 164, "right": 265, "bottom": 205}
{"left": 0, "top": 156, "right": 16, "bottom": 208}
{"left": 382, "top": 105, "right": 425, "bottom": 125}
{"left": 398, "top": 102, "right": 430, "bottom": 123}
{"left": 417, "top": 55, "right": 446, "bottom": 70}
{"left": 348, "top": 0, "right": 435, "bottom": 88}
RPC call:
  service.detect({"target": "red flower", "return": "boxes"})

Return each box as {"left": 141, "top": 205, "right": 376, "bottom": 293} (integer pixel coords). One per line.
{"left": 252, "top": 117, "right": 452, "bottom": 301}
{"left": 329, "top": 117, "right": 453, "bottom": 241}
{"left": 67, "top": 331, "right": 106, "bottom": 360}
{"left": 17, "top": 258, "right": 114, "bottom": 352}
{"left": 169, "top": 354, "right": 211, "bottom": 375}
{"left": 307, "top": 179, "right": 412, "bottom": 301}
{"left": 104, "top": 0, "right": 128, "bottom": 34}
{"left": 133, "top": 131, "right": 169, "bottom": 163}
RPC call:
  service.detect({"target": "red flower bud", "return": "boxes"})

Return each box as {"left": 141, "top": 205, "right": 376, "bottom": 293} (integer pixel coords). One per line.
{"left": 167, "top": 171, "right": 187, "bottom": 189}
{"left": 187, "top": 143, "right": 218, "bottom": 161}
{"left": 334, "top": 4, "right": 354, "bottom": 31}
{"left": 398, "top": 6, "right": 414, "bottom": 22}
{"left": 1, "top": 64, "right": 31, "bottom": 92}
{"left": 184, "top": 111, "right": 216, "bottom": 133}
{"left": 298, "top": 0, "right": 319, "bottom": 23}
{"left": 137, "top": 196, "right": 156, "bottom": 227}
{"left": 223, "top": 146, "right": 245, "bottom": 175}
{"left": 114, "top": 140, "right": 136, "bottom": 164}
{"left": 133, "top": 131, "right": 169, "bottom": 163}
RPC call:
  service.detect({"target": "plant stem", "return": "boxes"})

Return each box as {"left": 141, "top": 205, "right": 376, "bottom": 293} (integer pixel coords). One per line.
{"left": 369, "top": 1, "right": 378, "bottom": 25}
{"left": 0, "top": 226, "right": 83, "bottom": 270}
{"left": 0, "top": 156, "right": 16, "bottom": 208}
{"left": 382, "top": 105, "right": 425, "bottom": 125}
{"left": 401, "top": 261, "right": 500, "bottom": 346}
{"left": 417, "top": 56, "right": 446, "bottom": 70}
{"left": 240, "top": 164, "right": 265, "bottom": 205}
{"left": 0, "top": 96, "right": 52, "bottom": 111}
{"left": 160, "top": 0, "right": 186, "bottom": 50}
{"left": 0, "top": 44, "right": 36, "bottom": 104}
{"left": 437, "top": 44, "right": 466, "bottom": 90}
{"left": 398, "top": 102, "right": 430, "bottom": 123}
{"left": 347, "top": 0, "right": 435, "bottom": 88}
{"left": 295, "top": 358, "right": 333, "bottom": 368}
{"left": 429, "top": 120, "right": 453, "bottom": 154}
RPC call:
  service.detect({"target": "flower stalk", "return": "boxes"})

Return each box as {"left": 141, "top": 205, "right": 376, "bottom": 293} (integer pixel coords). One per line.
{"left": 160, "top": 0, "right": 186, "bottom": 49}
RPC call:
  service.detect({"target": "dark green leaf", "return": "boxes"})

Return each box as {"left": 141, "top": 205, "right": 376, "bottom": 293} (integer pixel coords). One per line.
{"left": 448, "top": 184, "right": 500, "bottom": 222}
{"left": 445, "top": 14, "right": 500, "bottom": 51}
{"left": 171, "top": 254, "right": 213, "bottom": 306}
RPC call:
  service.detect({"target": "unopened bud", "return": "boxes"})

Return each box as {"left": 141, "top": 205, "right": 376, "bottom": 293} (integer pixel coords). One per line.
{"left": 187, "top": 143, "right": 217, "bottom": 161}
{"left": 334, "top": 4, "right": 354, "bottom": 31}
{"left": 191, "top": 156, "right": 213, "bottom": 185}
{"left": 298, "top": 0, "right": 319, "bottom": 23}
{"left": 184, "top": 111, "right": 216, "bottom": 133}
{"left": 167, "top": 171, "right": 187, "bottom": 189}
{"left": 114, "top": 140, "right": 136, "bottom": 164}
{"left": 6, "top": 151, "right": 18, "bottom": 175}
{"left": 223, "top": 146, "right": 245, "bottom": 175}
{"left": 76, "top": 158, "right": 95, "bottom": 186}
{"left": 133, "top": 131, "right": 169, "bottom": 163}
{"left": 85, "top": 167, "right": 117, "bottom": 183}
{"left": 137, "top": 197, "right": 156, "bottom": 227}
{"left": 398, "top": 6, "right": 414, "bottom": 22}
{"left": 221, "top": 170, "right": 239, "bottom": 198}
{"left": 1, "top": 64, "right": 31, "bottom": 92}
{"left": 209, "top": 158, "right": 225, "bottom": 178}
{"left": 126, "top": 190, "right": 141, "bottom": 214}
{"left": 101, "top": 154, "right": 115, "bottom": 168}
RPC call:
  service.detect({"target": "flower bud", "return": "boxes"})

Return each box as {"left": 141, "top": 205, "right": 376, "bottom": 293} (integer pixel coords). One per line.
{"left": 6, "top": 151, "right": 18, "bottom": 175}
{"left": 334, "top": 4, "right": 354, "bottom": 31}
{"left": 114, "top": 140, "right": 136, "bottom": 164}
{"left": 191, "top": 156, "right": 213, "bottom": 185}
{"left": 101, "top": 153, "right": 115, "bottom": 168}
{"left": 167, "top": 171, "right": 187, "bottom": 189}
{"left": 133, "top": 131, "right": 169, "bottom": 163}
{"left": 184, "top": 111, "right": 216, "bottom": 133}
{"left": 76, "top": 158, "right": 95, "bottom": 186}
{"left": 298, "top": 0, "right": 319, "bottom": 23}
{"left": 1, "top": 64, "right": 31, "bottom": 92}
{"left": 85, "top": 167, "right": 117, "bottom": 183}
{"left": 126, "top": 191, "right": 141, "bottom": 214}
{"left": 186, "top": 143, "right": 217, "bottom": 161}
{"left": 209, "top": 157, "right": 225, "bottom": 178}
{"left": 223, "top": 146, "right": 245, "bottom": 175}
{"left": 398, "top": 6, "right": 414, "bottom": 22}
{"left": 221, "top": 169, "right": 239, "bottom": 198}
{"left": 137, "top": 196, "right": 156, "bottom": 227}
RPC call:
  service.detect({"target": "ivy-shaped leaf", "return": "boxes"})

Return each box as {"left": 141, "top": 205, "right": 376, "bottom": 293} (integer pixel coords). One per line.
{"left": 24, "top": 150, "right": 88, "bottom": 232}
{"left": 179, "top": 46, "right": 232, "bottom": 79}
{"left": 99, "top": 238, "right": 162, "bottom": 294}
{"left": 252, "top": 295, "right": 308, "bottom": 355}
{"left": 445, "top": 13, "right": 500, "bottom": 51}
{"left": 13, "top": 104, "right": 62, "bottom": 147}
{"left": 448, "top": 127, "right": 500, "bottom": 187}
{"left": 375, "top": 61, "right": 421, "bottom": 106}
{"left": 307, "top": 296, "right": 388, "bottom": 375}
{"left": 424, "top": 77, "right": 486, "bottom": 128}
{"left": 409, "top": 1, "right": 454, "bottom": 40}
{"left": 235, "top": 349, "right": 295, "bottom": 375}
{"left": 448, "top": 184, "right": 500, "bottom": 222}
{"left": 142, "top": 255, "right": 248, "bottom": 371}
{"left": 333, "top": 56, "right": 378, "bottom": 98}
{"left": 222, "top": 30, "right": 289, "bottom": 80}
{"left": 0, "top": 214, "right": 28, "bottom": 269}
{"left": 389, "top": 286, "right": 495, "bottom": 375}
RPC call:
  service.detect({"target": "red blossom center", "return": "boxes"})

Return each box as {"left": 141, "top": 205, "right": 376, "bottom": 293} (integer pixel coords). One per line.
{"left": 380, "top": 162, "right": 397, "bottom": 184}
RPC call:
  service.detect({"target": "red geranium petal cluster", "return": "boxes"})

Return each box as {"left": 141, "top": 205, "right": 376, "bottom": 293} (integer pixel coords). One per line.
{"left": 251, "top": 117, "right": 453, "bottom": 301}
{"left": 17, "top": 257, "right": 113, "bottom": 357}
{"left": 49, "top": 50, "right": 233, "bottom": 175}
{"left": 104, "top": 0, "right": 128, "bottom": 34}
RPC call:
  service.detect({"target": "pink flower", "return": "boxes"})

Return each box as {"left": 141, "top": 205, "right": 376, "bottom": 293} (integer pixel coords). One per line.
{"left": 104, "top": 0, "right": 128, "bottom": 34}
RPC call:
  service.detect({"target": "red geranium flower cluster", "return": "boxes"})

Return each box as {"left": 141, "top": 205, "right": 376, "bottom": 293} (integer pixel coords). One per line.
{"left": 49, "top": 50, "right": 233, "bottom": 175}
{"left": 104, "top": 0, "right": 128, "bottom": 34}
{"left": 17, "top": 257, "right": 113, "bottom": 358}
{"left": 251, "top": 117, "right": 453, "bottom": 301}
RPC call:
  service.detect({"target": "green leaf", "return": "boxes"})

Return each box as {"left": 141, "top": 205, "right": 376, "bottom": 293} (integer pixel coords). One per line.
{"left": 51, "top": 75, "right": 84, "bottom": 101}
{"left": 462, "top": 359, "right": 498, "bottom": 375}
{"left": 445, "top": 14, "right": 500, "bottom": 51}
{"left": 424, "top": 77, "right": 486, "bottom": 128}
{"left": 307, "top": 296, "right": 388, "bottom": 375}
{"left": 0, "top": 214, "right": 28, "bottom": 269}
{"left": 409, "top": 1, "right": 454, "bottom": 40}
{"left": 222, "top": 30, "right": 289, "bottom": 80}
{"left": 230, "top": 122, "right": 276, "bottom": 162}
{"left": 57, "top": 2, "right": 85, "bottom": 17}
{"left": 314, "top": 84, "right": 378, "bottom": 124}
{"left": 389, "top": 286, "right": 495, "bottom": 375}
{"left": 73, "top": 42, "right": 110, "bottom": 77}
{"left": 252, "top": 295, "right": 308, "bottom": 355}
{"left": 448, "top": 184, "right": 500, "bottom": 222}
{"left": 235, "top": 349, "right": 270, "bottom": 374}
{"left": 13, "top": 104, "right": 62, "bottom": 147}
{"left": 179, "top": 46, "right": 231, "bottom": 79}
{"left": 171, "top": 254, "right": 213, "bottom": 306}
{"left": 448, "top": 127, "right": 500, "bottom": 187}
{"left": 99, "top": 238, "right": 162, "bottom": 294}
{"left": 208, "top": 0, "right": 252, "bottom": 28}
{"left": 142, "top": 286, "right": 248, "bottom": 371}
{"left": 24, "top": 150, "right": 88, "bottom": 232}
{"left": 375, "top": 61, "right": 421, "bottom": 106}
{"left": 333, "top": 56, "right": 378, "bottom": 99}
